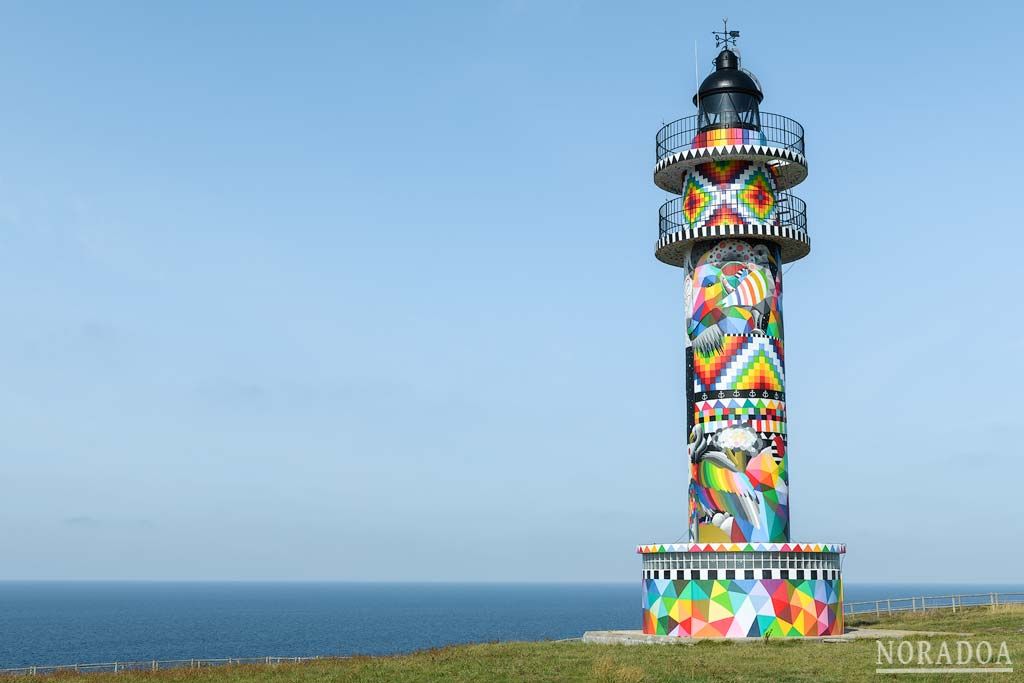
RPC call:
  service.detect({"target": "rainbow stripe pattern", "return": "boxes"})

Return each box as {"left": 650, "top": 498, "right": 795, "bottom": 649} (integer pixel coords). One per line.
{"left": 691, "top": 127, "right": 768, "bottom": 149}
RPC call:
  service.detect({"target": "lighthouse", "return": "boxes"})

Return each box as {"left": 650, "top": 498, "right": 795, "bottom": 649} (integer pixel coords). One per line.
{"left": 636, "top": 25, "right": 845, "bottom": 638}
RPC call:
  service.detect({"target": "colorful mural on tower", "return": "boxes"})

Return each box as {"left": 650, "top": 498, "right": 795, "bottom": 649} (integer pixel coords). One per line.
{"left": 684, "top": 236, "right": 788, "bottom": 543}
{"left": 642, "top": 577, "right": 843, "bottom": 638}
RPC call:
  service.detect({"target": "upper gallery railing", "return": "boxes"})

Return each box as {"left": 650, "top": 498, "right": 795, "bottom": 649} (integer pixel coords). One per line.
{"left": 655, "top": 112, "right": 805, "bottom": 164}
{"left": 658, "top": 190, "right": 807, "bottom": 240}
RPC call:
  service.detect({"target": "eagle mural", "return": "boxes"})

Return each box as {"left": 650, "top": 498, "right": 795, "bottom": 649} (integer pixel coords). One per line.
{"left": 688, "top": 423, "right": 783, "bottom": 542}
{"left": 687, "top": 240, "right": 780, "bottom": 354}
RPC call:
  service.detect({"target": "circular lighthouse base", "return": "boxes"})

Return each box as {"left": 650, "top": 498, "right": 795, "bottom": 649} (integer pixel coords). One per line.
{"left": 637, "top": 542, "right": 845, "bottom": 638}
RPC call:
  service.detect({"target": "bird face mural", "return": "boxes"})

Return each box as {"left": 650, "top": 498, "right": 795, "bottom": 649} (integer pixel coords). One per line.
{"left": 687, "top": 240, "right": 781, "bottom": 355}
{"left": 688, "top": 423, "right": 784, "bottom": 542}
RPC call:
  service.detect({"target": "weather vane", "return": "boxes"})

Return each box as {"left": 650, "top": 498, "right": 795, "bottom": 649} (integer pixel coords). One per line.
{"left": 712, "top": 17, "right": 740, "bottom": 50}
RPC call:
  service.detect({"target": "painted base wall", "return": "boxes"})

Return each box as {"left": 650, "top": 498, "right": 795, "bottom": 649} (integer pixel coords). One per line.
{"left": 641, "top": 577, "right": 843, "bottom": 638}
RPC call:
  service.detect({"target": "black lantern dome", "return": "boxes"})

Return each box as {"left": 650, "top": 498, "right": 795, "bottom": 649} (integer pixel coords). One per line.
{"left": 693, "top": 49, "right": 763, "bottom": 132}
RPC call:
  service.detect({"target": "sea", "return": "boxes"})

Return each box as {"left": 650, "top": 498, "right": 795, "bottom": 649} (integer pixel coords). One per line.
{"left": 0, "top": 582, "right": 1021, "bottom": 669}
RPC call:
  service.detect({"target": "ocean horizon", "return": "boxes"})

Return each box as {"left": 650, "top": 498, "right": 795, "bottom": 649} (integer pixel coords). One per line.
{"left": 0, "top": 581, "right": 1021, "bottom": 669}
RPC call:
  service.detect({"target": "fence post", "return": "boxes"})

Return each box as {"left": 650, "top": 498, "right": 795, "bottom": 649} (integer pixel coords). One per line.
{"left": 952, "top": 595, "right": 956, "bottom": 613}
{"left": 887, "top": 598, "right": 892, "bottom": 615}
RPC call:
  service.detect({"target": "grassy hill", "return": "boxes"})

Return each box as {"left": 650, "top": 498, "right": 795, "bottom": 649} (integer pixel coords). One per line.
{"left": 4, "top": 606, "right": 1021, "bottom": 682}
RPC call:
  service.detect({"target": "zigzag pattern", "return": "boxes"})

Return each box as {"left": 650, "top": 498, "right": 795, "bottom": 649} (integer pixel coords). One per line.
{"left": 656, "top": 223, "right": 811, "bottom": 266}
{"left": 636, "top": 542, "right": 846, "bottom": 554}
{"left": 653, "top": 144, "right": 808, "bottom": 194}
{"left": 655, "top": 144, "right": 807, "bottom": 173}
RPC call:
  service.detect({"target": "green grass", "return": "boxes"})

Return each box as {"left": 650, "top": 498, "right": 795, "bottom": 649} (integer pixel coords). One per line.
{"left": 6, "top": 606, "right": 1022, "bottom": 682}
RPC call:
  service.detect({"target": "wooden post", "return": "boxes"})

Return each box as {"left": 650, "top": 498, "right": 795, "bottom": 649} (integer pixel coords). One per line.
{"left": 887, "top": 598, "right": 892, "bottom": 615}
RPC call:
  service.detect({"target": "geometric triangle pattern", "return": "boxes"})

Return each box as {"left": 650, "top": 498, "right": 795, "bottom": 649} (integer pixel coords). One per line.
{"left": 694, "top": 336, "right": 785, "bottom": 393}
{"left": 705, "top": 203, "right": 746, "bottom": 227}
{"left": 698, "top": 159, "right": 749, "bottom": 185}
{"left": 641, "top": 577, "right": 843, "bottom": 638}
{"left": 692, "top": 335, "right": 748, "bottom": 389}
{"left": 727, "top": 345, "right": 784, "bottom": 392}
{"left": 636, "top": 543, "right": 847, "bottom": 554}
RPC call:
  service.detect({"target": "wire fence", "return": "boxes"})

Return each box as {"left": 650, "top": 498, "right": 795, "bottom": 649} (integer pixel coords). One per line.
{"left": 2, "top": 594, "right": 1022, "bottom": 675}
{"left": 844, "top": 592, "right": 1024, "bottom": 617}
{"left": 0, "top": 655, "right": 336, "bottom": 676}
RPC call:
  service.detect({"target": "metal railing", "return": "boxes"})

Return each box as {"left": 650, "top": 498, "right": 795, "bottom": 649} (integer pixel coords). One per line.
{"left": 656, "top": 112, "right": 805, "bottom": 163}
{"left": 844, "top": 592, "right": 1024, "bottom": 617}
{"left": 0, "top": 655, "right": 333, "bottom": 676}
{"left": 658, "top": 191, "right": 807, "bottom": 240}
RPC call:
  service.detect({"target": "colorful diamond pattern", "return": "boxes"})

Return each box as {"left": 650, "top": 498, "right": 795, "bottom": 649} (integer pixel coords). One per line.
{"left": 680, "top": 175, "right": 712, "bottom": 227}
{"left": 738, "top": 168, "right": 776, "bottom": 220}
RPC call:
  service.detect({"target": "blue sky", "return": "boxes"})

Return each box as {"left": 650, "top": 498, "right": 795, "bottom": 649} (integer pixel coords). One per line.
{"left": 0, "top": 0, "right": 1021, "bottom": 582}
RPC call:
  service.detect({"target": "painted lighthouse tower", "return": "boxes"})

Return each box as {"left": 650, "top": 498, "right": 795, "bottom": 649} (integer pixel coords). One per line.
{"left": 637, "top": 26, "right": 846, "bottom": 638}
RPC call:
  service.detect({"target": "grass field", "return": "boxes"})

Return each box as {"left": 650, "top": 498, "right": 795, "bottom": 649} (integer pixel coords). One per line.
{"left": 4, "top": 606, "right": 1021, "bottom": 682}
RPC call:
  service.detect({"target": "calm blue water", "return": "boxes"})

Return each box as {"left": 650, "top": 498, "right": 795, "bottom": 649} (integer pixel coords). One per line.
{"left": 0, "top": 582, "right": 1021, "bottom": 668}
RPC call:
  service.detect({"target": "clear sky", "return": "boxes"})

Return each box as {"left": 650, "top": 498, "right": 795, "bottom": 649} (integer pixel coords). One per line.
{"left": 0, "top": 0, "right": 1021, "bottom": 583}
